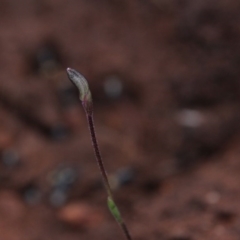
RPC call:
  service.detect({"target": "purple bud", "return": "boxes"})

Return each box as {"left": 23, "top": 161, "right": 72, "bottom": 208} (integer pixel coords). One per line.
{"left": 66, "top": 68, "right": 93, "bottom": 114}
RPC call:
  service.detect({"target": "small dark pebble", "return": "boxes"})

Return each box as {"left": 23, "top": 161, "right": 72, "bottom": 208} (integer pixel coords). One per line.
{"left": 21, "top": 184, "right": 41, "bottom": 205}
{"left": 116, "top": 167, "right": 135, "bottom": 186}
{"left": 48, "top": 166, "right": 77, "bottom": 207}
{"left": 30, "top": 41, "right": 62, "bottom": 75}
{"left": 50, "top": 124, "right": 70, "bottom": 141}
{"left": 50, "top": 167, "right": 77, "bottom": 190}
{"left": 215, "top": 210, "right": 235, "bottom": 223}
{"left": 109, "top": 167, "right": 135, "bottom": 190}
{"left": 49, "top": 189, "right": 67, "bottom": 207}
{"left": 141, "top": 178, "right": 161, "bottom": 194}
{"left": 103, "top": 76, "right": 123, "bottom": 99}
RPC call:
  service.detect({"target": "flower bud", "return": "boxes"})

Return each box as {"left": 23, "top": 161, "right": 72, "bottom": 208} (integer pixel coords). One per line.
{"left": 66, "top": 68, "right": 93, "bottom": 114}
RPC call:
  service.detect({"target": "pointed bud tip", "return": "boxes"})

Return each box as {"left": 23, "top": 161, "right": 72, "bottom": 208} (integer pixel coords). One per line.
{"left": 66, "top": 68, "right": 76, "bottom": 79}
{"left": 66, "top": 67, "right": 82, "bottom": 83}
{"left": 65, "top": 67, "right": 92, "bottom": 111}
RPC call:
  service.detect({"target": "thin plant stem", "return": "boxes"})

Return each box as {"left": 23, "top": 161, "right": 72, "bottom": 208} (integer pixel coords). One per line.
{"left": 121, "top": 222, "right": 132, "bottom": 240}
{"left": 87, "top": 113, "right": 113, "bottom": 199}
{"left": 66, "top": 68, "right": 133, "bottom": 240}
{"left": 87, "top": 112, "right": 132, "bottom": 240}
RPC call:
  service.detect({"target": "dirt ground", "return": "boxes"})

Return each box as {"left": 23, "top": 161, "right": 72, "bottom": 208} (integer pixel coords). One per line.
{"left": 1, "top": 1, "right": 240, "bottom": 240}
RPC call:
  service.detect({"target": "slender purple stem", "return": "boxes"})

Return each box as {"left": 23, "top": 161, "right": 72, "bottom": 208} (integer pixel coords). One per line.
{"left": 121, "top": 222, "right": 132, "bottom": 240}
{"left": 86, "top": 112, "right": 132, "bottom": 240}
{"left": 87, "top": 113, "right": 113, "bottom": 199}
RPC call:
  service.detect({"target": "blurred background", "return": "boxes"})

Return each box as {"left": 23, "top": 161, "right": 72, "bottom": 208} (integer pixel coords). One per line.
{"left": 0, "top": 0, "right": 240, "bottom": 239}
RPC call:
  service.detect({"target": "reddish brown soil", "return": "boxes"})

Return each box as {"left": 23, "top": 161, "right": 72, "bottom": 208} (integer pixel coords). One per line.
{"left": 0, "top": 1, "right": 240, "bottom": 240}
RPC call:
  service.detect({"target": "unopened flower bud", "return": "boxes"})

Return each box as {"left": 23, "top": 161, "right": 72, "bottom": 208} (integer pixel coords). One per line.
{"left": 66, "top": 68, "right": 93, "bottom": 114}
